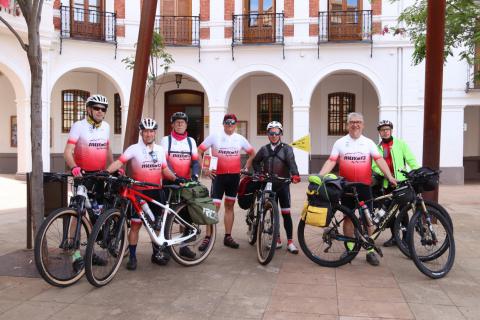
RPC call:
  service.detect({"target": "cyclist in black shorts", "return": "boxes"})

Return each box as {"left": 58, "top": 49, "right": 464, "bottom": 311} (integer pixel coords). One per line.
{"left": 198, "top": 114, "right": 256, "bottom": 249}
{"left": 253, "top": 121, "right": 301, "bottom": 254}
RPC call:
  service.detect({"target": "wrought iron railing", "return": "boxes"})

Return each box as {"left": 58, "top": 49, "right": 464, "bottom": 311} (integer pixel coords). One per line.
{"left": 0, "top": 0, "right": 20, "bottom": 16}
{"left": 154, "top": 15, "right": 200, "bottom": 46}
{"left": 466, "top": 63, "right": 480, "bottom": 92}
{"left": 60, "top": 6, "right": 116, "bottom": 42}
{"left": 232, "top": 12, "right": 285, "bottom": 60}
{"left": 318, "top": 10, "right": 372, "bottom": 42}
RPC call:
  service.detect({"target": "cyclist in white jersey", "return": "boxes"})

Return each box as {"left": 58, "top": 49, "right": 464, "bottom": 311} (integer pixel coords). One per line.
{"left": 63, "top": 94, "right": 112, "bottom": 271}
{"left": 107, "top": 118, "right": 181, "bottom": 270}
{"left": 319, "top": 112, "right": 396, "bottom": 266}
{"left": 198, "top": 114, "right": 256, "bottom": 249}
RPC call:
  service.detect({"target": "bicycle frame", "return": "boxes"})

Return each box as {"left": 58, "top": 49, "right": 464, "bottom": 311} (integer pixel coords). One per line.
{"left": 119, "top": 186, "right": 198, "bottom": 248}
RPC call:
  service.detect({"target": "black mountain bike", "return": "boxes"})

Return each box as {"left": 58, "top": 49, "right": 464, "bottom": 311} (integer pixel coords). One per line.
{"left": 244, "top": 173, "right": 290, "bottom": 265}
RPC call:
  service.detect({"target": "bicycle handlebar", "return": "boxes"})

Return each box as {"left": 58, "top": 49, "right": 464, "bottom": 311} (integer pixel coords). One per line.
{"left": 242, "top": 171, "right": 291, "bottom": 184}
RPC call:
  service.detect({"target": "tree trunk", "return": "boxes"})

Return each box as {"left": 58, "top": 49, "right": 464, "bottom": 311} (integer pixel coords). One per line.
{"left": 27, "top": 7, "right": 45, "bottom": 237}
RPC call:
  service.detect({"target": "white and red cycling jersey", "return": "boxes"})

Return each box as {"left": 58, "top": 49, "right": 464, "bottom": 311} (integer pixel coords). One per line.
{"left": 160, "top": 135, "right": 199, "bottom": 179}
{"left": 199, "top": 131, "right": 254, "bottom": 174}
{"left": 329, "top": 134, "right": 381, "bottom": 185}
{"left": 67, "top": 119, "right": 110, "bottom": 171}
{"left": 118, "top": 141, "right": 167, "bottom": 189}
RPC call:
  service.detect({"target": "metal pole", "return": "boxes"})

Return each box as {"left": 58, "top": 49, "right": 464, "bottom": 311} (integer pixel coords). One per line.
{"left": 422, "top": 0, "right": 446, "bottom": 201}
{"left": 123, "top": 0, "right": 158, "bottom": 150}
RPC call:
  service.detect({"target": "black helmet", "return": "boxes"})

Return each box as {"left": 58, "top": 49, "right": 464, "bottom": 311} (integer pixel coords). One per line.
{"left": 170, "top": 112, "right": 188, "bottom": 123}
{"left": 377, "top": 120, "right": 393, "bottom": 131}
{"left": 139, "top": 118, "right": 158, "bottom": 130}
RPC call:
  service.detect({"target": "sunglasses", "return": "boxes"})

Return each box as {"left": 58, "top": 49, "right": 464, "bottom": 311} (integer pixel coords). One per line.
{"left": 224, "top": 119, "right": 236, "bottom": 125}
{"left": 267, "top": 132, "right": 281, "bottom": 136}
{"left": 149, "top": 151, "right": 158, "bottom": 163}
{"left": 91, "top": 106, "right": 106, "bottom": 112}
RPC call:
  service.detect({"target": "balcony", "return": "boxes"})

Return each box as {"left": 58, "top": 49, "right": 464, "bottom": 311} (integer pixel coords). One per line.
{"left": 466, "top": 63, "right": 480, "bottom": 92}
{"left": 154, "top": 15, "right": 200, "bottom": 60}
{"left": 60, "top": 6, "right": 117, "bottom": 54}
{"left": 318, "top": 10, "right": 372, "bottom": 56}
{"left": 0, "top": 0, "right": 20, "bottom": 16}
{"left": 232, "top": 13, "right": 285, "bottom": 60}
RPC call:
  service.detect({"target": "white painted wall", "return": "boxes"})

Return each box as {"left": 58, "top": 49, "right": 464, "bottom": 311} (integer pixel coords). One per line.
{"left": 0, "top": 75, "right": 17, "bottom": 153}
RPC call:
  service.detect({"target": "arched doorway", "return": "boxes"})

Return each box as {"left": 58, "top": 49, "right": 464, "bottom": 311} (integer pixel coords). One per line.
{"left": 164, "top": 90, "right": 204, "bottom": 145}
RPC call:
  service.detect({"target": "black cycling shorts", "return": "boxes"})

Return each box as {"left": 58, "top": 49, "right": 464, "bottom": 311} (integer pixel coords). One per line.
{"left": 211, "top": 174, "right": 240, "bottom": 204}
{"left": 341, "top": 183, "right": 373, "bottom": 213}
{"left": 274, "top": 183, "right": 292, "bottom": 214}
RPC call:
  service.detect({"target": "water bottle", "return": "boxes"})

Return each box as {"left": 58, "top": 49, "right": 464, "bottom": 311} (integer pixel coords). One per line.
{"left": 77, "top": 185, "right": 91, "bottom": 208}
{"left": 139, "top": 199, "right": 155, "bottom": 223}
{"left": 373, "top": 205, "right": 387, "bottom": 224}
{"left": 91, "top": 199, "right": 102, "bottom": 216}
{"left": 359, "top": 201, "right": 374, "bottom": 227}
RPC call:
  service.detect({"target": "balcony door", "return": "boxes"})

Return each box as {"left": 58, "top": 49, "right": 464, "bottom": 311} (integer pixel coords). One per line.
{"left": 70, "top": 0, "right": 105, "bottom": 41}
{"left": 328, "top": 0, "right": 362, "bottom": 41}
{"left": 160, "top": 0, "right": 192, "bottom": 45}
{"left": 243, "top": 0, "right": 275, "bottom": 43}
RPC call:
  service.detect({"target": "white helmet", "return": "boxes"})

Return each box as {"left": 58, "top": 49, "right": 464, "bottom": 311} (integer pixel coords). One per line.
{"left": 86, "top": 94, "right": 109, "bottom": 108}
{"left": 267, "top": 121, "right": 283, "bottom": 132}
{"left": 139, "top": 118, "right": 158, "bottom": 130}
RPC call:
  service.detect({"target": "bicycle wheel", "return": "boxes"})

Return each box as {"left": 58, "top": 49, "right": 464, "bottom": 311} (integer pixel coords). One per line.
{"left": 246, "top": 206, "right": 258, "bottom": 245}
{"left": 85, "top": 209, "right": 128, "bottom": 287}
{"left": 297, "top": 205, "right": 362, "bottom": 268}
{"left": 166, "top": 204, "right": 216, "bottom": 266}
{"left": 408, "top": 207, "right": 455, "bottom": 279}
{"left": 34, "top": 208, "right": 91, "bottom": 287}
{"left": 394, "top": 203, "right": 452, "bottom": 259}
{"left": 256, "top": 198, "right": 280, "bottom": 265}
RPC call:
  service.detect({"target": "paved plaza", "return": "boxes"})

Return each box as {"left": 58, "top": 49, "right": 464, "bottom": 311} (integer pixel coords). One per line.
{"left": 0, "top": 174, "right": 479, "bottom": 320}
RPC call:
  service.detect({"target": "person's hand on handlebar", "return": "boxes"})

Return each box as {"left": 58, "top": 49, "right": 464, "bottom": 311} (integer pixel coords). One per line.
{"left": 387, "top": 175, "right": 398, "bottom": 187}
{"left": 71, "top": 166, "right": 83, "bottom": 177}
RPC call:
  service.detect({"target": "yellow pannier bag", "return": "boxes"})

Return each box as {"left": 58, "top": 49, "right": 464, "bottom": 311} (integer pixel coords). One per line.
{"left": 301, "top": 201, "right": 329, "bottom": 227}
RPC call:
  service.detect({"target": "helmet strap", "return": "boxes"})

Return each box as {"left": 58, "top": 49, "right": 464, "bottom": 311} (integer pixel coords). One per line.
{"left": 86, "top": 112, "right": 101, "bottom": 128}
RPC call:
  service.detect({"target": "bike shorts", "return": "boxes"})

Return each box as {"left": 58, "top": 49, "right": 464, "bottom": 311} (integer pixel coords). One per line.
{"left": 341, "top": 183, "right": 373, "bottom": 213}
{"left": 211, "top": 174, "right": 240, "bottom": 205}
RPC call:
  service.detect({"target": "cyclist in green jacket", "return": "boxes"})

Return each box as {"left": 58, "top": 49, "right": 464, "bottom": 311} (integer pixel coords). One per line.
{"left": 372, "top": 120, "right": 420, "bottom": 247}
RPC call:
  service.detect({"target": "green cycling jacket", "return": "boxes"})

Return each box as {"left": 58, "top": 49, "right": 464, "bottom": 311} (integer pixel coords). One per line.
{"left": 372, "top": 136, "right": 420, "bottom": 188}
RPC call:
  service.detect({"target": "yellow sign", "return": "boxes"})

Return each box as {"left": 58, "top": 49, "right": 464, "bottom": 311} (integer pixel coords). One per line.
{"left": 291, "top": 134, "right": 311, "bottom": 152}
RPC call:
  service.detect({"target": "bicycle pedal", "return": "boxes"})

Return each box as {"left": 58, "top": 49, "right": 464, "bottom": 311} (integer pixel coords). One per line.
{"left": 374, "top": 246, "right": 383, "bottom": 257}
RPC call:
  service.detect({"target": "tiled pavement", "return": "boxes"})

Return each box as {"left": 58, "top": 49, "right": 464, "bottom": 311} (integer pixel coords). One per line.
{"left": 0, "top": 174, "right": 479, "bottom": 320}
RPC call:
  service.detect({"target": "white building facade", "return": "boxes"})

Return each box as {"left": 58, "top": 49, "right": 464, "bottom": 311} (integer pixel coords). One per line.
{"left": 1, "top": 0, "right": 479, "bottom": 183}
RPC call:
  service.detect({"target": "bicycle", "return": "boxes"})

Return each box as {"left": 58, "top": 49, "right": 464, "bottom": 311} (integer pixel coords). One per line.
{"left": 34, "top": 172, "right": 113, "bottom": 287}
{"left": 84, "top": 175, "right": 216, "bottom": 287}
{"left": 298, "top": 178, "right": 455, "bottom": 278}
{"left": 243, "top": 172, "right": 289, "bottom": 265}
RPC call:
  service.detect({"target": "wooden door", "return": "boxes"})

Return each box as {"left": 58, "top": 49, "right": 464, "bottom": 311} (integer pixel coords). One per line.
{"left": 328, "top": 0, "right": 362, "bottom": 41}
{"left": 164, "top": 90, "right": 204, "bottom": 145}
{"left": 475, "top": 43, "right": 480, "bottom": 88}
{"left": 70, "top": 0, "right": 105, "bottom": 40}
{"left": 243, "top": 0, "right": 275, "bottom": 43}
{"left": 160, "top": 0, "right": 192, "bottom": 44}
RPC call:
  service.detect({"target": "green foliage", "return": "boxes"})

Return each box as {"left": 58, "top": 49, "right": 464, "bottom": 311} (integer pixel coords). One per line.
{"left": 392, "top": 0, "right": 480, "bottom": 68}
{"left": 121, "top": 31, "right": 174, "bottom": 87}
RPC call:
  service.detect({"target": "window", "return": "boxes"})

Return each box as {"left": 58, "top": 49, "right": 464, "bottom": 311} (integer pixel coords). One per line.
{"left": 62, "top": 89, "right": 90, "bottom": 133}
{"left": 114, "top": 93, "right": 121, "bottom": 134}
{"left": 328, "top": 92, "right": 355, "bottom": 135}
{"left": 257, "top": 93, "right": 283, "bottom": 135}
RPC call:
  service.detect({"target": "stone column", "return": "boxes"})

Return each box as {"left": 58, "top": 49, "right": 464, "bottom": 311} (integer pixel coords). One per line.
{"left": 121, "top": 104, "right": 129, "bottom": 149}
{"left": 439, "top": 105, "right": 465, "bottom": 184}
{"left": 42, "top": 98, "right": 51, "bottom": 171}
{"left": 292, "top": 105, "right": 310, "bottom": 175}
{"left": 16, "top": 98, "right": 32, "bottom": 176}
{"left": 208, "top": 105, "right": 227, "bottom": 136}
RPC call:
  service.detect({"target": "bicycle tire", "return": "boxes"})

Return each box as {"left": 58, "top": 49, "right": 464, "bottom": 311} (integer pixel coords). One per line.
{"left": 34, "top": 207, "right": 91, "bottom": 287}
{"left": 394, "top": 203, "right": 452, "bottom": 259}
{"left": 297, "top": 205, "right": 362, "bottom": 268}
{"left": 256, "top": 198, "right": 280, "bottom": 265}
{"left": 408, "top": 207, "right": 455, "bottom": 279}
{"left": 85, "top": 209, "right": 128, "bottom": 287}
{"left": 166, "top": 204, "right": 216, "bottom": 266}
{"left": 247, "top": 206, "right": 258, "bottom": 246}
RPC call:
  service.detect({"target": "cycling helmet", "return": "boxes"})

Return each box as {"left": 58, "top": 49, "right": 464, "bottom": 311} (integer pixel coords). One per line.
{"left": 139, "top": 118, "right": 158, "bottom": 130}
{"left": 170, "top": 112, "right": 188, "bottom": 123}
{"left": 86, "top": 94, "right": 109, "bottom": 108}
{"left": 377, "top": 120, "right": 393, "bottom": 131}
{"left": 267, "top": 121, "right": 283, "bottom": 132}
